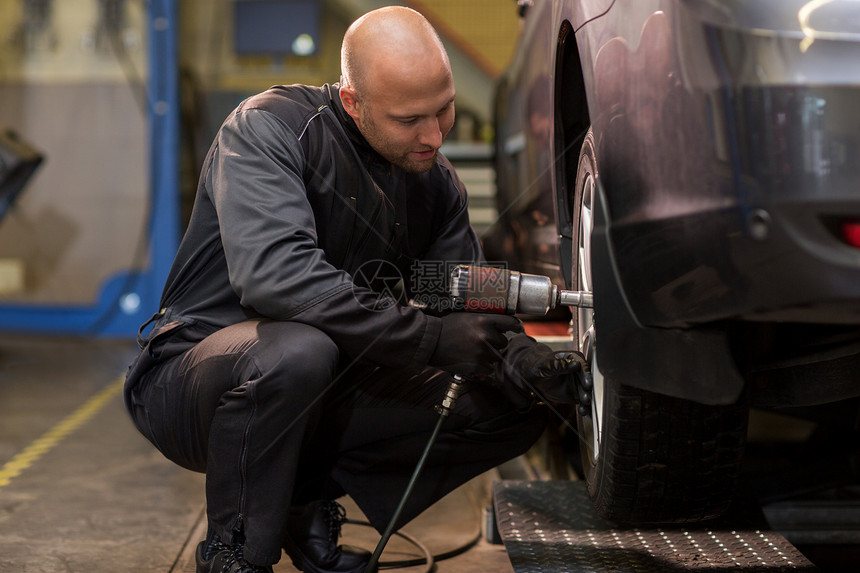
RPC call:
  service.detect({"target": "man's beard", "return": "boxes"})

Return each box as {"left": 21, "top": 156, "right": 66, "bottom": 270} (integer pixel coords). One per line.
{"left": 359, "top": 111, "right": 438, "bottom": 174}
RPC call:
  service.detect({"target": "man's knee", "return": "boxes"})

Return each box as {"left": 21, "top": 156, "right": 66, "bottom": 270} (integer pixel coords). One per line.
{"left": 252, "top": 320, "right": 340, "bottom": 385}
{"left": 456, "top": 386, "right": 549, "bottom": 454}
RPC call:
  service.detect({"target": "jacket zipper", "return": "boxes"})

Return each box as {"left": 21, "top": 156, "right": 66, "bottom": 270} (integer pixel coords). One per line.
{"left": 339, "top": 194, "right": 358, "bottom": 267}
{"left": 343, "top": 187, "right": 386, "bottom": 273}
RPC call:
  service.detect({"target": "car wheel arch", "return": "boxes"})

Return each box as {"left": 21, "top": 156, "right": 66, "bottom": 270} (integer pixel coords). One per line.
{"left": 552, "top": 18, "right": 591, "bottom": 290}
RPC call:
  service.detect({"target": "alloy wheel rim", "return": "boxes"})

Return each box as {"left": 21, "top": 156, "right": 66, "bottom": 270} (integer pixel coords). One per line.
{"left": 577, "top": 172, "right": 603, "bottom": 464}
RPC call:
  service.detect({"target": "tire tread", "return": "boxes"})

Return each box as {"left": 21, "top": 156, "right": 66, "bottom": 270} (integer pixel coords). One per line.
{"left": 587, "top": 382, "right": 748, "bottom": 524}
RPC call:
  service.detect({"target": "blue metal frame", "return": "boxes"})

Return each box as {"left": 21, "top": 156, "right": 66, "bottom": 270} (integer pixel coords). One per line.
{"left": 0, "top": 0, "right": 179, "bottom": 337}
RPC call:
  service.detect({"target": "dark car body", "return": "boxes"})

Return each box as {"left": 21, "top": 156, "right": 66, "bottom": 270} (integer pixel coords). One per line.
{"left": 489, "top": 0, "right": 860, "bottom": 399}
{"left": 486, "top": 0, "right": 860, "bottom": 523}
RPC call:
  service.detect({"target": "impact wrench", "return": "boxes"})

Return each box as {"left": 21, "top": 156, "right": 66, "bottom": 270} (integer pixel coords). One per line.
{"left": 364, "top": 265, "right": 592, "bottom": 572}
{"left": 449, "top": 265, "right": 593, "bottom": 313}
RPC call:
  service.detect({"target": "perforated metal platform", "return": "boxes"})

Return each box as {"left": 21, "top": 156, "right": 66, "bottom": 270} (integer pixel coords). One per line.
{"left": 493, "top": 481, "right": 817, "bottom": 572}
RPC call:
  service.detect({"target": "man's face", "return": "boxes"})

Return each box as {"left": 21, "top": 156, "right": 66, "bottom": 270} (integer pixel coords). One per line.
{"left": 343, "top": 73, "right": 456, "bottom": 174}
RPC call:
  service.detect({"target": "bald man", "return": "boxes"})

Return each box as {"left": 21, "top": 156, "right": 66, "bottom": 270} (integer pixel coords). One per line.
{"left": 123, "top": 7, "right": 584, "bottom": 573}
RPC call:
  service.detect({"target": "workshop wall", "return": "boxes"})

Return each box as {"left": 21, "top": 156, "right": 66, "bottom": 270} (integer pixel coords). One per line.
{"left": 0, "top": 0, "right": 149, "bottom": 306}
{"left": 409, "top": 0, "right": 519, "bottom": 78}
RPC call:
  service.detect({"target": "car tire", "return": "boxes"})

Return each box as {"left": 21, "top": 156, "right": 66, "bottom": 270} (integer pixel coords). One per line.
{"left": 571, "top": 128, "right": 749, "bottom": 523}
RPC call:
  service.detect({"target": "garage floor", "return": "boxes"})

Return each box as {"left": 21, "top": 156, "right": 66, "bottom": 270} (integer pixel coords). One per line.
{"left": 1, "top": 333, "right": 858, "bottom": 572}
{"left": 0, "top": 334, "right": 513, "bottom": 573}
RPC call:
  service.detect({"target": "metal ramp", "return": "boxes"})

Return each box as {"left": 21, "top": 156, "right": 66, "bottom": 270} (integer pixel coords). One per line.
{"left": 493, "top": 481, "right": 817, "bottom": 572}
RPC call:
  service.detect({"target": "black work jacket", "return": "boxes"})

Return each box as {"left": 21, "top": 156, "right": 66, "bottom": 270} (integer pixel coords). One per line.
{"left": 139, "top": 83, "right": 482, "bottom": 375}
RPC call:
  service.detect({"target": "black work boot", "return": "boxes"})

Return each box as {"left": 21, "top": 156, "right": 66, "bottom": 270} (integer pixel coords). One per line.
{"left": 196, "top": 534, "right": 274, "bottom": 573}
{"left": 283, "top": 500, "right": 371, "bottom": 573}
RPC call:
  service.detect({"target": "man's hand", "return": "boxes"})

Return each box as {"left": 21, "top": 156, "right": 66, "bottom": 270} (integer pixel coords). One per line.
{"left": 503, "top": 338, "right": 592, "bottom": 410}
{"left": 429, "top": 313, "right": 523, "bottom": 376}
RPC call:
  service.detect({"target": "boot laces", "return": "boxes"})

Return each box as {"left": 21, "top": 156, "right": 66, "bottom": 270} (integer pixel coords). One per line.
{"left": 218, "top": 548, "right": 239, "bottom": 573}
{"left": 204, "top": 533, "right": 231, "bottom": 560}
{"left": 208, "top": 538, "right": 269, "bottom": 573}
{"left": 321, "top": 500, "right": 348, "bottom": 543}
{"left": 221, "top": 548, "right": 271, "bottom": 573}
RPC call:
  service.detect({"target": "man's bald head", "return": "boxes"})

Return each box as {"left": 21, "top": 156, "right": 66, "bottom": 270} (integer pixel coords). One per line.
{"left": 340, "top": 6, "right": 451, "bottom": 100}
{"left": 338, "top": 7, "right": 456, "bottom": 173}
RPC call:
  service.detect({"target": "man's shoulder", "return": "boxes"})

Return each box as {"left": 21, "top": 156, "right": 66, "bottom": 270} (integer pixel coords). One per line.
{"left": 237, "top": 84, "right": 334, "bottom": 129}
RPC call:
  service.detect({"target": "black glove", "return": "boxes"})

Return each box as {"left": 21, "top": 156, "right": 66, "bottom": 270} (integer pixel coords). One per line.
{"left": 502, "top": 336, "right": 591, "bottom": 409}
{"left": 429, "top": 312, "right": 524, "bottom": 377}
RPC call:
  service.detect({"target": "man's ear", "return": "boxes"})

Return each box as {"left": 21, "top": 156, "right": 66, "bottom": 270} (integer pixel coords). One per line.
{"left": 339, "top": 86, "right": 361, "bottom": 122}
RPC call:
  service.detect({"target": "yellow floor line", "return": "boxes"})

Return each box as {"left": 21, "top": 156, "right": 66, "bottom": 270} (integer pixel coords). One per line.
{"left": 0, "top": 377, "right": 124, "bottom": 488}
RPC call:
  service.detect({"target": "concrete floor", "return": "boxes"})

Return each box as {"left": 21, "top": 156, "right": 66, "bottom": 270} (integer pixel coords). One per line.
{"left": 2, "top": 333, "right": 859, "bottom": 572}
{"left": 0, "top": 334, "right": 513, "bottom": 572}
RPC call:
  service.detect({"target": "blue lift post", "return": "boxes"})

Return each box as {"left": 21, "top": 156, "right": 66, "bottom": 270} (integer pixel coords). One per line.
{"left": 0, "top": 0, "right": 179, "bottom": 338}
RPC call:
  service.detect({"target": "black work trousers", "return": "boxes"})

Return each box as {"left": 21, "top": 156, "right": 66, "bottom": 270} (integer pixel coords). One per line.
{"left": 126, "top": 319, "right": 546, "bottom": 565}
